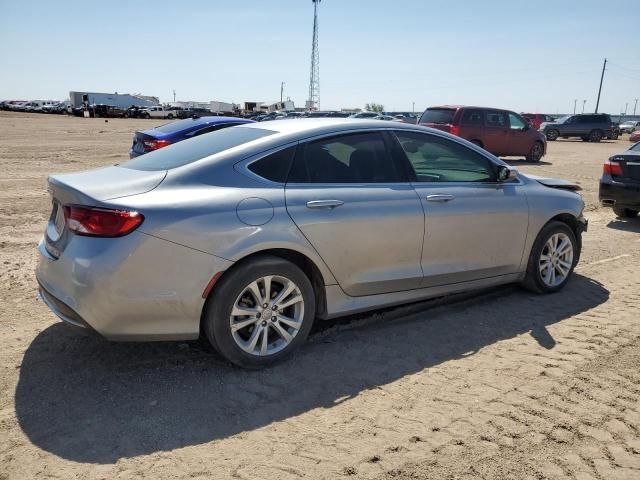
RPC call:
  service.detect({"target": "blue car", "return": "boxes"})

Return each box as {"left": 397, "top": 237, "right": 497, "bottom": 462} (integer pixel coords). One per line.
{"left": 129, "top": 116, "right": 254, "bottom": 158}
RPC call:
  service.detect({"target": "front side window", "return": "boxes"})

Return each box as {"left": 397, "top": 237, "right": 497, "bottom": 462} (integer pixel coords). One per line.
{"left": 394, "top": 131, "right": 495, "bottom": 183}
{"left": 485, "top": 111, "right": 507, "bottom": 128}
{"left": 288, "top": 132, "right": 403, "bottom": 183}
{"left": 508, "top": 113, "right": 527, "bottom": 130}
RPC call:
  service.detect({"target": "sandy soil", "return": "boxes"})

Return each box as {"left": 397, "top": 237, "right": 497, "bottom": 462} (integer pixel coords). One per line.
{"left": 1, "top": 112, "right": 639, "bottom": 479}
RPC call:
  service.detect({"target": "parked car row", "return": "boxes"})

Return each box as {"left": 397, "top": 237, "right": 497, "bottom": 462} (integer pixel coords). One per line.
{"left": 1, "top": 100, "right": 66, "bottom": 113}
{"left": 539, "top": 113, "right": 619, "bottom": 142}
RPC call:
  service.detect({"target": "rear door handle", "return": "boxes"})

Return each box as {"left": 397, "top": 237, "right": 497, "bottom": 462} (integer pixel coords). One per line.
{"left": 426, "top": 194, "right": 455, "bottom": 203}
{"left": 306, "top": 200, "right": 345, "bottom": 209}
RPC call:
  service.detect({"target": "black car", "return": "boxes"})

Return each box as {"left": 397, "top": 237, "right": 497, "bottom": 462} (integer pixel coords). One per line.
{"left": 93, "top": 104, "right": 126, "bottom": 118}
{"left": 599, "top": 142, "right": 640, "bottom": 218}
{"left": 540, "top": 113, "right": 614, "bottom": 142}
{"left": 177, "top": 107, "right": 216, "bottom": 119}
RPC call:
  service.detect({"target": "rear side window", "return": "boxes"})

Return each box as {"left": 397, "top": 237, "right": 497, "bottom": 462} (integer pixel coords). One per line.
{"left": 288, "top": 132, "right": 403, "bottom": 183}
{"left": 394, "top": 131, "right": 496, "bottom": 183}
{"left": 247, "top": 146, "right": 296, "bottom": 183}
{"left": 122, "top": 127, "right": 275, "bottom": 171}
{"left": 485, "top": 111, "right": 507, "bottom": 127}
{"left": 419, "top": 108, "right": 456, "bottom": 124}
{"left": 460, "top": 109, "right": 484, "bottom": 126}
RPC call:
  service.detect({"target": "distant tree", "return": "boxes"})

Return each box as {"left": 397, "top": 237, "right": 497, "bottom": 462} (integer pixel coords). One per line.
{"left": 364, "top": 102, "right": 384, "bottom": 113}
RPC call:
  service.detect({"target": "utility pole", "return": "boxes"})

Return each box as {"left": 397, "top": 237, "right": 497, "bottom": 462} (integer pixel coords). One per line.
{"left": 412, "top": 102, "right": 415, "bottom": 114}
{"left": 173, "top": 89, "right": 176, "bottom": 103}
{"left": 280, "top": 82, "right": 284, "bottom": 103}
{"left": 595, "top": 58, "right": 606, "bottom": 114}
{"left": 573, "top": 99, "right": 577, "bottom": 115}
{"left": 634, "top": 98, "right": 638, "bottom": 116}
{"left": 582, "top": 99, "right": 587, "bottom": 113}
{"left": 624, "top": 102, "right": 628, "bottom": 115}
{"left": 307, "top": 0, "right": 321, "bottom": 111}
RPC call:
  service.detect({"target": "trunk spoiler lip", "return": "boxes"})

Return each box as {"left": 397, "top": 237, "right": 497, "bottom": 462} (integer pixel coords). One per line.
{"left": 47, "top": 166, "right": 168, "bottom": 205}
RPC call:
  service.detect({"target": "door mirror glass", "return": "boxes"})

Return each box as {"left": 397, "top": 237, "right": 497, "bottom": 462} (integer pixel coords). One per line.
{"left": 497, "top": 165, "right": 517, "bottom": 182}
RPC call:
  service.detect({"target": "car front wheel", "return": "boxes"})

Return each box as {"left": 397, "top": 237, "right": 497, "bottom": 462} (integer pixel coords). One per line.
{"left": 526, "top": 142, "right": 544, "bottom": 162}
{"left": 522, "top": 221, "right": 577, "bottom": 294}
{"left": 203, "top": 255, "right": 316, "bottom": 368}
{"left": 545, "top": 129, "right": 559, "bottom": 141}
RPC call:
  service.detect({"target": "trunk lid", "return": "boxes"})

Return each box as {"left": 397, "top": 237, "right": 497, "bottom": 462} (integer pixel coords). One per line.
{"left": 611, "top": 152, "right": 640, "bottom": 183}
{"left": 44, "top": 166, "right": 166, "bottom": 258}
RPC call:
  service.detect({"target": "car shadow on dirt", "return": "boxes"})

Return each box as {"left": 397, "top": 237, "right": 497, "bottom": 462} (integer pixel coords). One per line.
{"left": 15, "top": 274, "right": 608, "bottom": 464}
{"left": 606, "top": 218, "right": 640, "bottom": 233}
{"left": 504, "top": 159, "right": 553, "bottom": 166}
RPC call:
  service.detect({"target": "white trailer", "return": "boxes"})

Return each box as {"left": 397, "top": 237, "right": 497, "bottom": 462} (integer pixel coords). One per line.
{"left": 210, "top": 101, "right": 234, "bottom": 113}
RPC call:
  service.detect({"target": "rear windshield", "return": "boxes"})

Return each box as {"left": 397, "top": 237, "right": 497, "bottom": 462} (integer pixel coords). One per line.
{"left": 151, "top": 118, "right": 211, "bottom": 134}
{"left": 419, "top": 108, "right": 456, "bottom": 124}
{"left": 121, "top": 127, "right": 275, "bottom": 171}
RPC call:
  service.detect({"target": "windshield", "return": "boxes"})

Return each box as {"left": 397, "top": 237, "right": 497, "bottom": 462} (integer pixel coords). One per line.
{"left": 122, "top": 127, "right": 275, "bottom": 171}
{"left": 419, "top": 108, "right": 456, "bottom": 124}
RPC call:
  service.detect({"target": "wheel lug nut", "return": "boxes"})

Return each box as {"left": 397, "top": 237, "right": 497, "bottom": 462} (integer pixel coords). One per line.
{"left": 263, "top": 303, "right": 268, "bottom": 308}
{"left": 255, "top": 313, "right": 261, "bottom": 318}
{"left": 261, "top": 320, "right": 267, "bottom": 326}
{"left": 272, "top": 305, "right": 277, "bottom": 310}
{"left": 271, "top": 316, "right": 276, "bottom": 321}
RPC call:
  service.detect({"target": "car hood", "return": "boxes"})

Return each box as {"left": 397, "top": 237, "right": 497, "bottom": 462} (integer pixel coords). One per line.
{"left": 525, "top": 173, "right": 582, "bottom": 191}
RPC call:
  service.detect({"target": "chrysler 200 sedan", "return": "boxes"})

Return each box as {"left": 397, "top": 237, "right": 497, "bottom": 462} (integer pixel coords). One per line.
{"left": 37, "top": 119, "right": 587, "bottom": 368}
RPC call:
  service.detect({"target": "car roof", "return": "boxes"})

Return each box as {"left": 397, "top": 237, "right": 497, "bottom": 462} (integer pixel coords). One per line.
{"left": 427, "top": 105, "right": 513, "bottom": 112}
{"left": 240, "top": 118, "right": 431, "bottom": 139}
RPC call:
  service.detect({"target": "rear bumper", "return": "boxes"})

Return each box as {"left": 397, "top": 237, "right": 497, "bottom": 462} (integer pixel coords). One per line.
{"left": 599, "top": 178, "right": 640, "bottom": 209}
{"left": 36, "top": 232, "right": 233, "bottom": 341}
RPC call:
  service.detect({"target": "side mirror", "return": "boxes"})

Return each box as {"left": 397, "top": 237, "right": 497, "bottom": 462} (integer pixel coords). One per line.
{"left": 497, "top": 165, "right": 517, "bottom": 182}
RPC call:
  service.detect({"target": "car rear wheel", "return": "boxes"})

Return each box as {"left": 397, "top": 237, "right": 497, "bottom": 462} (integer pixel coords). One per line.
{"left": 589, "top": 129, "right": 603, "bottom": 142}
{"left": 546, "top": 129, "right": 559, "bottom": 141}
{"left": 581, "top": 136, "right": 589, "bottom": 141}
{"left": 144, "top": 112, "right": 151, "bottom": 119}
{"left": 526, "top": 141, "right": 544, "bottom": 162}
{"left": 613, "top": 207, "right": 639, "bottom": 218}
{"left": 202, "top": 255, "right": 316, "bottom": 368}
{"left": 521, "top": 221, "right": 577, "bottom": 294}
{"left": 167, "top": 113, "right": 174, "bottom": 119}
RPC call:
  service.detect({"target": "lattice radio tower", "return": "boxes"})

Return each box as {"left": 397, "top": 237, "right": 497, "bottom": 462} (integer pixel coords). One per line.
{"left": 307, "top": 0, "right": 321, "bottom": 111}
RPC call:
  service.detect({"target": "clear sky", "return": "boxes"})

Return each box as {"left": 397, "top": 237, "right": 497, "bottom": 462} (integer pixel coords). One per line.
{"left": 1, "top": 0, "right": 639, "bottom": 114}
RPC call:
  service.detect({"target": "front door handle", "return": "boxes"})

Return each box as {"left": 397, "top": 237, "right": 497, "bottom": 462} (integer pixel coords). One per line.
{"left": 306, "top": 200, "right": 345, "bottom": 209}
{"left": 426, "top": 194, "right": 455, "bottom": 203}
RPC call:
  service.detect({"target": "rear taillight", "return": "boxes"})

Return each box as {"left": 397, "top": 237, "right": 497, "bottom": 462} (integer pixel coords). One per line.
{"left": 449, "top": 125, "right": 460, "bottom": 136}
{"left": 143, "top": 139, "right": 171, "bottom": 152}
{"left": 603, "top": 159, "right": 623, "bottom": 176}
{"left": 63, "top": 206, "right": 144, "bottom": 237}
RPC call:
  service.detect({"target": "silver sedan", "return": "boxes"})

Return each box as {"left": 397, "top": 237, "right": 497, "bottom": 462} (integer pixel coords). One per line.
{"left": 36, "top": 119, "right": 587, "bottom": 368}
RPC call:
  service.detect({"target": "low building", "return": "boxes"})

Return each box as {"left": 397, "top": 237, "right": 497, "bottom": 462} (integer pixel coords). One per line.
{"left": 69, "top": 91, "right": 158, "bottom": 109}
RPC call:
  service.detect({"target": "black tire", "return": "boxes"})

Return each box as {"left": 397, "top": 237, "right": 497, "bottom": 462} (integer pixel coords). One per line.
{"left": 202, "top": 255, "right": 316, "bottom": 368}
{"left": 588, "top": 129, "right": 603, "bottom": 142}
{"left": 521, "top": 221, "right": 578, "bottom": 294}
{"left": 613, "top": 207, "right": 639, "bottom": 218}
{"left": 167, "top": 113, "right": 174, "bottom": 119}
{"left": 581, "top": 136, "right": 589, "bottom": 142}
{"left": 144, "top": 112, "right": 151, "bottom": 119}
{"left": 546, "top": 129, "right": 559, "bottom": 141}
{"left": 526, "top": 141, "right": 544, "bottom": 162}
{"left": 609, "top": 131, "right": 619, "bottom": 140}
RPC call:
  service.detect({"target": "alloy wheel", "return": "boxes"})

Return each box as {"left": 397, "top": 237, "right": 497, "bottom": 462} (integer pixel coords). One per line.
{"left": 539, "top": 233, "right": 574, "bottom": 287}
{"left": 229, "top": 275, "right": 304, "bottom": 356}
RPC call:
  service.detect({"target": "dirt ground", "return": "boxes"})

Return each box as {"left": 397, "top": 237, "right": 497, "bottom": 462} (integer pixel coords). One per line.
{"left": 1, "top": 112, "right": 639, "bottom": 480}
